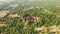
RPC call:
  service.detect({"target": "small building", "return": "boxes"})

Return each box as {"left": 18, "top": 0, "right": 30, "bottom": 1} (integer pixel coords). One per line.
{"left": 35, "top": 26, "right": 47, "bottom": 34}
{"left": 49, "top": 25, "right": 58, "bottom": 34}
{"left": 0, "top": 10, "right": 10, "bottom": 18}
{"left": 9, "top": 4, "right": 18, "bottom": 8}
{"left": 40, "top": 26, "right": 47, "bottom": 34}
{"left": 8, "top": 14, "right": 19, "bottom": 18}
{"left": 0, "top": 22, "right": 5, "bottom": 34}
{"left": 0, "top": 24, "right": 5, "bottom": 27}
{"left": 57, "top": 26, "right": 60, "bottom": 34}
{"left": 23, "top": 6, "right": 34, "bottom": 11}
{"left": 0, "top": 22, "right": 5, "bottom": 27}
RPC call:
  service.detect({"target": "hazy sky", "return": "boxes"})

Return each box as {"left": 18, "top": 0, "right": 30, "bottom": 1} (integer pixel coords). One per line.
{"left": 0, "top": 0, "right": 4, "bottom": 1}
{"left": 0, "top": 0, "right": 60, "bottom": 2}
{"left": 0, "top": 0, "right": 13, "bottom": 2}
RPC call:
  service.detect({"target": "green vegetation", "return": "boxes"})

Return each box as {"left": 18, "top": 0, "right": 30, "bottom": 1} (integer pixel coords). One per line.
{"left": 0, "top": 1, "right": 60, "bottom": 34}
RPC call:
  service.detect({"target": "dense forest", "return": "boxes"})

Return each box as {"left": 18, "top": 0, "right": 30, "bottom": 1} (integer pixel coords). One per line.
{"left": 0, "top": 0, "right": 60, "bottom": 34}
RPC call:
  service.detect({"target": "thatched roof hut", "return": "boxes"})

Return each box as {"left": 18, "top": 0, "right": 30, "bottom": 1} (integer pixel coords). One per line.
{"left": 0, "top": 10, "right": 10, "bottom": 17}
{"left": 35, "top": 26, "right": 47, "bottom": 32}
{"left": 35, "top": 26, "right": 47, "bottom": 34}
{"left": 8, "top": 14, "right": 19, "bottom": 18}
{"left": 0, "top": 24, "right": 5, "bottom": 27}
{"left": 49, "top": 25, "right": 57, "bottom": 32}
{"left": 57, "top": 26, "right": 60, "bottom": 31}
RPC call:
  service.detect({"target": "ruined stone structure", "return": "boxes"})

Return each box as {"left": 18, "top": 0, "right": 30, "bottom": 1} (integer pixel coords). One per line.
{"left": 23, "top": 15, "right": 39, "bottom": 23}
